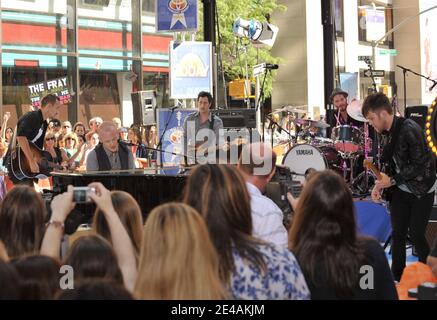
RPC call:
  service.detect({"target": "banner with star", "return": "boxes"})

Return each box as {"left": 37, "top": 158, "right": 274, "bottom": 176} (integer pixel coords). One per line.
{"left": 156, "top": 0, "right": 198, "bottom": 32}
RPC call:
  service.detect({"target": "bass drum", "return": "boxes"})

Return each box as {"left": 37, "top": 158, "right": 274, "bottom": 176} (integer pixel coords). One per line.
{"left": 282, "top": 144, "right": 341, "bottom": 182}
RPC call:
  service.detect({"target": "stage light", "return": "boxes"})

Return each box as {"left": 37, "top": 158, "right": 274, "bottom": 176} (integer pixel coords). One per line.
{"left": 426, "top": 95, "right": 437, "bottom": 156}
{"left": 233, "top": 17, "right": 279, "bottom": 48}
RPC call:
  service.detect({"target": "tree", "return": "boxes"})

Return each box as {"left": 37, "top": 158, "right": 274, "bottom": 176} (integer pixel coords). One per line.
{"left": 199, "top": 0, "right": 286, "bottom": 99}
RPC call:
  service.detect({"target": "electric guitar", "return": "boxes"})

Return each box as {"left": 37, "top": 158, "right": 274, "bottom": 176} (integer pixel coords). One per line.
{"left": 7, "top": 141, "right": 65, "bottom": 181}
{"left": 363, "top": 159, "right": 394, "bottom": 201}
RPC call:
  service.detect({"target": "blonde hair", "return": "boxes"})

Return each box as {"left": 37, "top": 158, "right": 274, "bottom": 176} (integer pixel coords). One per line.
{"left": 63, "top": 132, "right": 79, "bottom": 147}
{"left": 135, "top": 203, "right": 227, "bottom": 300}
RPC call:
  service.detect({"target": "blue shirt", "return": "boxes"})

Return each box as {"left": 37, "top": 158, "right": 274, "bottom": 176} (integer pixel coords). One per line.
{"left": 231, "top": 243, "right": 310, "bottom": 300}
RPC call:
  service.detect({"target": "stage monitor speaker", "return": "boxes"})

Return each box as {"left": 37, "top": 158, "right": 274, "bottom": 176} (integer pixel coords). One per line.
{"left": 212, "top": 108, "right": 257, "bottom": 129}
{"left": 131, "top": 90, "right": 157, "bottom": 125}
{"left": 405, "top": 105, "right": 428, "bottom": 130}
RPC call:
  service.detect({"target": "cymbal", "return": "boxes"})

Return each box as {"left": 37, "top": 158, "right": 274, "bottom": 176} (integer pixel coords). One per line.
{"left": 347, "top": 100, "right": 368, "bottom": 122}
{"left": 294, "top": 119, "right": 330, "bottom": 129}
{"left": 272, "top": 106, "right": 307, "bottom": 114}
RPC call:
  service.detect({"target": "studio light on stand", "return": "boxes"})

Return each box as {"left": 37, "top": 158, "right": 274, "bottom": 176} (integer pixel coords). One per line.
{"left": 232, "top": 17, "right": 278, "bottom": 48}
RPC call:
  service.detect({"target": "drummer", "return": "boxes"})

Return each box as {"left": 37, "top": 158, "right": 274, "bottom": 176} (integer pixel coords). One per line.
{"left": 328, "top": 88, "right": 364, "bottom": 130}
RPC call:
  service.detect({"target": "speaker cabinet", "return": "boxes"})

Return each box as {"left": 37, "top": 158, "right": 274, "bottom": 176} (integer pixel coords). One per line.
{"left": 405, "top": 105, "right": 428, "bottom": 130}
{"left": 131, "top": 90, "right": 157, "bottom": 125}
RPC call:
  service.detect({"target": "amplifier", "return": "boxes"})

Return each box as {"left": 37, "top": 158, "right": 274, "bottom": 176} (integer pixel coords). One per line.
{"left": 212, "top": 108, "right": 257, "bottom": 129}
{"left": 405, "top": 105, "right": 428, "bottom": 130}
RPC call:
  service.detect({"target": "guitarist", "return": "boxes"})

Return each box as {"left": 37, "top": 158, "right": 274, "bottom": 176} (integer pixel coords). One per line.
{"left": 7, "top": 94, "right": 61, "bottom": 185}
{"left": 362, "top": 92, "right": 436, "bottom": 281}
{"left": 182, "top": 91, "right": 224, "bottom": 165}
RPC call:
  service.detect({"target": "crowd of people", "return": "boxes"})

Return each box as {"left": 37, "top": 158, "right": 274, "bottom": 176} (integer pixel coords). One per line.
{"left": 1, "top": 138, "right": 436, "bottom": 299}
{"left": 0, "top": 91, "right": 437, "bottom": 300}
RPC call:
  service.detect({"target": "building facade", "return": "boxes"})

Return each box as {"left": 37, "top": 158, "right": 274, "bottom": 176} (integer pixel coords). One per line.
{"left": 1, "top": 0, "right": 171, "bottom": 127}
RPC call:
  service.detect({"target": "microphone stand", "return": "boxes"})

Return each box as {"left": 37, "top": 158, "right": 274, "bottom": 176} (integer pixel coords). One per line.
{"left": 397, "top": 65, "right": 437, "bottom": 109}
{"left": 156, "top": 107, "right": 177, "bottom": 168}
{"left": 265, "top": 114, "right": 296, "bottom": 145}
{"left": 256, "top": 68, "right": 271, "bottom": 143}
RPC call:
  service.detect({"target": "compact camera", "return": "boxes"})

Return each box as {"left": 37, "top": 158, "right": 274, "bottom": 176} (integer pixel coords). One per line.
{"left": 73, "top": 187, "right": 96, "bottom": 204}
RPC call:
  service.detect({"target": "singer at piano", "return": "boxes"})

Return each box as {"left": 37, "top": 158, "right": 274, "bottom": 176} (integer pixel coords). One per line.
{"left": 363, "top": 92, "right": 436, "bottom": 282}
{"left": 86, "top": 121, "right": 135, "bottom": 171}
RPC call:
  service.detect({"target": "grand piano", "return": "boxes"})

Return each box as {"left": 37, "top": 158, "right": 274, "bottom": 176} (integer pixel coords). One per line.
{"left": 52, "top": 167, "right": 189, "bottom": 220}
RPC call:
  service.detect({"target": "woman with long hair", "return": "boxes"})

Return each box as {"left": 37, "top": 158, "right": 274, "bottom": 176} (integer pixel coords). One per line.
{"left": 0, "top": 186, "right": 46, "bottom": 258}
{"left": 183, "top": 164, "right": 309, "bottom": 300}
{"left": 11, "top": 255, "right": 61, "bottom": 300}
{"left": 135, "top": 202, "right": 226, "bottom": 300}
{"left": 41, "top": 183, "right": 137, "bottom": 292}
{"left": 93, "top": 191, "right": 143, "bottom": 259}
{"left": 63, "top": 235, "right": 124, "bottom": 286}
{"left": 289, "top": 170, "right": 398, "bottom": 299}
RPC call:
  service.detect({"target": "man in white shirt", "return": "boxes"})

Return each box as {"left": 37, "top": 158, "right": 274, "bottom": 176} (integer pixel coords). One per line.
{"left": 238, "top": 142, "right": 288, "bottom": 248}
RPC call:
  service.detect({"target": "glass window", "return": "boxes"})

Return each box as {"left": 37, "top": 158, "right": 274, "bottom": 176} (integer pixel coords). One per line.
{"left": 143, "top": 72, "right": 170, "bottom": 107}
{"left": 77, "top": 1, "right": 132, "bottom": 57}
{"left": 1, "top": 2, "right": 68, "bottom": 53}
{"left": 358, "top": 0, "right": 394, "bottom": 47}
{"left": 78, "top": 58, "right": 133, "bottom": 125}
{"left": 334, "top": 0, "right": 344, "bottom": 38}
{"left": 142, "top": 0, "right": 156, "bottom": 13}
{"left": 2, "top": 61, "right": 70, "bottom": 127}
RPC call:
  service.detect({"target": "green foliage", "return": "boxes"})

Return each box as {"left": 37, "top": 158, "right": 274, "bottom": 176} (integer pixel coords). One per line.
{"left": 198, "top": 0, "right": 286, "bottom": 98}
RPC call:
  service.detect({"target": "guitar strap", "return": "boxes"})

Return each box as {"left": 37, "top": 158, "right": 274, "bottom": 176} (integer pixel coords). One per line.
{"left": 9, "top": 125, "right": 18, "bottom": 151}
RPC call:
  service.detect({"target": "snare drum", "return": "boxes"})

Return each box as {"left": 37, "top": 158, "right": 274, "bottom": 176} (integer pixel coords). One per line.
{"left": 282, "top": 144, "right": 341, "bottom": 182}
{"left": 331, "top": 125, "right": 362, "bottom": 154}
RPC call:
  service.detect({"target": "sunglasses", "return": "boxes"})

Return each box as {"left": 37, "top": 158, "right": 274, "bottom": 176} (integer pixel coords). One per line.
{"left": 45, "top": 137, "right": 56, "bottom": 141}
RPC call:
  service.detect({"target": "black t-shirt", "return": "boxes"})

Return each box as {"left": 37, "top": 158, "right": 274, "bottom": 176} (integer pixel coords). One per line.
{"left": 302, "top": 238, "right": 399, "bottom": 300}
{"left": 16, "top": 109, "right": 48, "bottom": 149}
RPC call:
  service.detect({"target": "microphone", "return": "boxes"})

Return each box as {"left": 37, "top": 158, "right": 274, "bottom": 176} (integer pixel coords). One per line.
{"left": 265, "top": 63, "right": 279, "bottom": 70}
{"left": 430, "top": 81, "right": 437, "bottom": 92}
{"left": 169, "top": 106, "right": 178, "bottom": 111}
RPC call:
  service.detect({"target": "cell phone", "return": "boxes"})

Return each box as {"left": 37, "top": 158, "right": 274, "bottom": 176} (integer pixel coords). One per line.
{"left": 73, "top": 187, "right": 95, "bottom": 203}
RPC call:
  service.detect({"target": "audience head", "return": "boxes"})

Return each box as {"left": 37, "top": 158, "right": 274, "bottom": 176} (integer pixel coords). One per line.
{"left": 63, "top": 132, "right": 79, "bottom": 150}
{"left": 11, "top": 255, "right": 61, "bottom": 300}
{"left": 183, "top": 164, "right": 265, "bottom": 282}
{"left": 0, "top": 186, "right": 46, "bottom": 258}
{"left": 112, "top": 117, "right": 122, "bottom": 130}
{"left": 289, "top": 170, "right": 365, "bottom": 298}
{"left": 44, "top": 132, "right": 57, "bottom": 150}
{"left": 73, "top": 122, "right": 86, "bottom": 136}
{"left": 89, "top": 132, "right": 99, "bottom": 148}
{"left": 0, "top": 258, "right": 20, "bottom": 299}
{"left": 97, "top": 121, "right": 119, "bottom": 153}
{"left": 63, "top": 235, "right": 123, "bottom": 285}
{"left": 89, "top": 117, "right": 103, "bottom": 132}
{"left": 61, "top": 121, "right": 72, "bottom": 135}
{"left": 48, "top": 119, "right": 61, "bottom": 133}
{"left": 77, "top": 134, "right": 86, "bottom": 146}
{"left": 93, "top": 191, "right": 143, "bottom": 258}
{"left": 57, "top": 279, "right": 133, "bottom": 300}
{"left": 135, "top": 202, "right": 225, "bottom": 300}
{"left": 5, "top": 127, "right": 13, "bottom": 142}
{"left": 238, "top": 142, "right": 277, "bottom": 192}
{"left": 128, "top": 127, "right": 143, "bottom": 145}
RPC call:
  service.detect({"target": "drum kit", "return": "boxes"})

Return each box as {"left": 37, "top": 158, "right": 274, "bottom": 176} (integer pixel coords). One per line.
{"left": 270, "top": 101, "right": 375, "bottom": 195}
